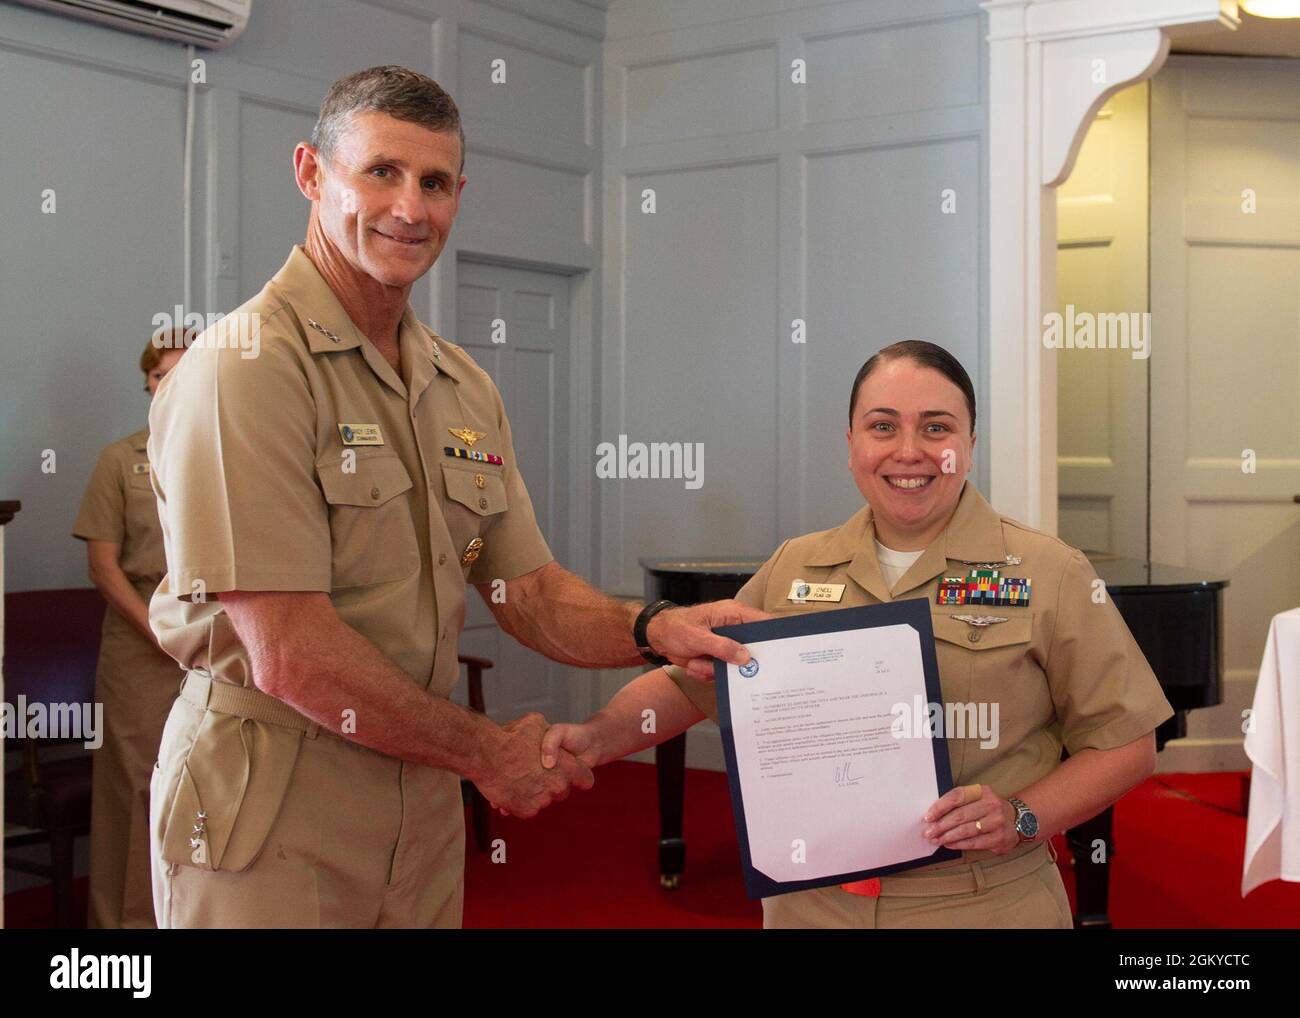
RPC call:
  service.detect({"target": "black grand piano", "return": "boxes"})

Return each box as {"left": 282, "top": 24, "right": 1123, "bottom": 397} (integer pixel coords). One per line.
{"left": 640, "top": 553, "right": 1227, "bottom": 928}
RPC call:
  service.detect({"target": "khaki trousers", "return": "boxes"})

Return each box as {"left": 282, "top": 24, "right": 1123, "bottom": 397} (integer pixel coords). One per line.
{"left": 762, "top": 842, "right": 1074, "bottom": 929}
{"left": 150, "top": 673, "right": 464, "bottom": 928}
{"left": 87, "top": 583, "right": 183, "bottom": 929}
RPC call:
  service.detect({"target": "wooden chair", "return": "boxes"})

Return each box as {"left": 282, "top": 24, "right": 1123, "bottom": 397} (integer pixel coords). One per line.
{"left": 4, "top": 588, "right": 105, "bottom": 927}
{"left": 457, "top": 654, "right": 494, "bottom": 852}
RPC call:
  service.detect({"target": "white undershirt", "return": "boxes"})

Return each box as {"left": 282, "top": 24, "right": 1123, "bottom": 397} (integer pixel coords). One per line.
{"left": 874, "top": 539, "right": 926, "bottom": 591}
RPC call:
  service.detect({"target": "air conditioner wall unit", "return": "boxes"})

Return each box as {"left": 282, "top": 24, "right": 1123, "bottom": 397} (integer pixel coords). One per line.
{"left": 12, "top": 0, "right": 252, "bottom": 49}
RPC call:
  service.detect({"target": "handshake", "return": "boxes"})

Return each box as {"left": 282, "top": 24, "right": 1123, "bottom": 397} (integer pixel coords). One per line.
{"left": 467, "top": 595, "right": 768, "bottom": 819}
{"left": 469, "top": 712, "right": 600, "bottom": 819}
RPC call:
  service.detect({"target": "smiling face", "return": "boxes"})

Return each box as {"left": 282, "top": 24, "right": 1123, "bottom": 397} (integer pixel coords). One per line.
{"left": 846, "top": 357, "right": 975, "bottom": 550}
{"left": 299, "top": 110, "right": 465, "bottom": 289}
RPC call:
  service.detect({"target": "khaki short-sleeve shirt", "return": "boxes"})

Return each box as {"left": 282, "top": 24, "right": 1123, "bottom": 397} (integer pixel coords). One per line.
{"left": 668, "top": 481, "right": 1173, "bottom": 797}
{"left": 72, "top": 427, "right": 166, "bottom": 583}
{"left": 147, "top": 246, "right": 552, "bottom": 699}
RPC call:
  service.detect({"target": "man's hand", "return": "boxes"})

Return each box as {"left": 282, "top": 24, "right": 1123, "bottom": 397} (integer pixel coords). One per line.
{"left": 646, "top": 599, "right": 772, "bottom": 681}
{"left": 472, "top": 712, "right": 595, "bottom": 819}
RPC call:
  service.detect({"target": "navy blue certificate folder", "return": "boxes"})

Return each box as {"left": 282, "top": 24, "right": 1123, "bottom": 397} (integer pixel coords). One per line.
{"left": 712, "top": 598, "right": 958, "bottom": 899}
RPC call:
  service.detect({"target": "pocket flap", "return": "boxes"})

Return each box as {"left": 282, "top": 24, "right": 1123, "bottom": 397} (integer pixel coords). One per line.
{"left": 932, "top": 613, "right": 1033, "bottom": 650}
{"left": 160, "top": 710, "right": 303, "bottom": 872}
{"left": 221, "top": 719, "right": 303, "bottom": 870}
{"left": 160, "top": 762, "right": 210, "bottom": 869}
{"left": 441, "top": 463, "right": 507, "bottom": 516}
{"left": 318, "top": 452, "right": 413, "bottom": 508}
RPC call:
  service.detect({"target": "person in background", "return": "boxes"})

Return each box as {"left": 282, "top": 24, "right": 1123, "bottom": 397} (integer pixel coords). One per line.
{"left": 71, "top": 331, "right": 187, "bottom": 928}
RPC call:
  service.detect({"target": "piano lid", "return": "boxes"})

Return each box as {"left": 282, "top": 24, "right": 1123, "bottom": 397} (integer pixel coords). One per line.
{"left": 639, "top": 557, "right": 766, "bottom": 579}
{"left": 641, "top": 554, "right": 1229, "bottom": 593}
{"left": 1082, "top": 552, "right": 1229, "bottom": 594}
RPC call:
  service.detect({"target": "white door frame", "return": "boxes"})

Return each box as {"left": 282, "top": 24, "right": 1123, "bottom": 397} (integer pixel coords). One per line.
{"left": 982, "top": 0, "right": 1240, "bottom": 529}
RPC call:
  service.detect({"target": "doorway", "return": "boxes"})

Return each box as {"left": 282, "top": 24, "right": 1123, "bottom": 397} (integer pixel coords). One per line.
{"left": 453, "top": 258, "right": 575, "bottom": 725}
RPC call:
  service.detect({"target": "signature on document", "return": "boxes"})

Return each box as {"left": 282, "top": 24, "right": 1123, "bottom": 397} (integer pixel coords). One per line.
{"left": 833, "top": 759, "right": 861, "bottom": 787}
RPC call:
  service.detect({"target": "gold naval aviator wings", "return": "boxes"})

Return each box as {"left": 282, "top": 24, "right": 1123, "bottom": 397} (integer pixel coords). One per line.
{"left": 448, "top": 428, "right": 486, "bottom": 447}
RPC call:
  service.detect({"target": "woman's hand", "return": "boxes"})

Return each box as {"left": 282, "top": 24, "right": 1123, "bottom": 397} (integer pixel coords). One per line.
{"left": 540, "top": 722, "right": 602, "bottom": 772}
{"left": 923, "top": 783, "right": 1020, "bottom": 854}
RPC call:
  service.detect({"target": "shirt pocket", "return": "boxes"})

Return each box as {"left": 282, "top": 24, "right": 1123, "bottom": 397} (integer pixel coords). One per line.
{"left": 931, "top": 613, "right": 1035, "bottom": 700}
{"left": 439, "top": 462, "right": 508, "bottom": 563}
{"left": 125, "top": 470, "right": 159, "bottom": 529}
{"left": 158, "top": 709, "right": 303, "bottom": 873}
{"left": 316, "top": 450, "right": 420, "bottom": 589}
{"left": 931, "top": 613, "right": 1036, "bottom": 780}
{"left": 931, "top": 613, "right": 1034, "bottom": 654}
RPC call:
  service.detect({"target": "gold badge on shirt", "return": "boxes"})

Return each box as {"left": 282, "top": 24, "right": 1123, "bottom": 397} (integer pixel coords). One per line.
{"left": 338, "top": 423, "right": 384, "bottom": 447}
{"left": 788, "top": 581, "right": 845, "bottom": 604}
{"left": 461, "top": 537, "right": 485, "bottom": 567}
{"left": 449, "top": 427, "right": 486, "bottom": 447}
{"left": 131, "top": 462, "right": 150, "bottom": 475}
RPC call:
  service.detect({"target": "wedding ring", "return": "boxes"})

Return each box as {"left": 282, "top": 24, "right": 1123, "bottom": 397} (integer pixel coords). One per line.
{"left": 975, "top": 819, "right": 983, "bottom": 832}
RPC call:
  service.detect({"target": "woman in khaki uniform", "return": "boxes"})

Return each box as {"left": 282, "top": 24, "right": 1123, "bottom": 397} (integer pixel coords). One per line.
{"left": 543, "top": 341, "right": 1172, "bottom": 929}
{"left": 72, "top": 335, "right": 186, "bottom": 928}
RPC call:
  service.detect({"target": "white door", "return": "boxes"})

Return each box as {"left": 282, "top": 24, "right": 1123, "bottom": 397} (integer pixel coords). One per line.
{"left": 1056, "top": 81, "right": 1149, "bottom": 560}
{"left": 452, "top": 259, "right": 574, "bottom": 726}
{"left": 1149, "top": 55, "right": 1300, "bottom": 771}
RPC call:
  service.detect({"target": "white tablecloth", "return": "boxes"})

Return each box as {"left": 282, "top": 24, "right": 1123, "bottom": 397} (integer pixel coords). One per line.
{"left": 1242, "top": 607, "right": 1300, "bottom": 896}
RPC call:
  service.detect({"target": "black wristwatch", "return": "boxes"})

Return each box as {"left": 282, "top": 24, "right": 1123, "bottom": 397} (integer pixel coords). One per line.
{"left": 634, "top": 599, "right": 676, "bottom": 667}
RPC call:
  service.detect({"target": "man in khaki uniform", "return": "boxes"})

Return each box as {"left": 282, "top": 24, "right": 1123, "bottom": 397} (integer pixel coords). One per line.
{"left": 73, "top": 340, "right": 184, "bottom": 928}
{"left": 147, "top": 65, "right": 759, "bottom": 928}
{"left": 542, "top": 345, "right": 1173, "bottom": 928}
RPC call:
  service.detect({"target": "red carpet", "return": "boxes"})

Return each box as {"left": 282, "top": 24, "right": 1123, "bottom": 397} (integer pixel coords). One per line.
{"left": 7, "top": 764, "right": 1298, "bottom": 928}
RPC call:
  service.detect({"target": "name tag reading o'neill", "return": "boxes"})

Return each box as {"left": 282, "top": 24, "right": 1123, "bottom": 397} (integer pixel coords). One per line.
{"left": 338, "top": 423, "right": 384, "bottom": 447}
{"left": 788, "top": 580, "right": 845, "bottom": 604}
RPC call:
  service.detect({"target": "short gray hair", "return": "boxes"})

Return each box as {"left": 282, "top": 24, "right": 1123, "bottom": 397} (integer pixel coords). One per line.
{"left": 311, "top": 65, "right": 465, "bottom": 173}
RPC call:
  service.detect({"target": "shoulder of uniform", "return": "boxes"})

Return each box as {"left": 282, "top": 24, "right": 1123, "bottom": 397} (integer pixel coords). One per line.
{"left": 99, "top": 434, "right": 134, "bottom": 464}
{"left": 780, "top": 523, "right": 848, "bottom": 563}
{"left": 999, "top": 516, "right": 1088, "bottom": 574}
{"left": 429, "top": 330, "right": 491, "bottom": 380}
{"left": 182, "top": 296, "right": 304, "bottom": 368}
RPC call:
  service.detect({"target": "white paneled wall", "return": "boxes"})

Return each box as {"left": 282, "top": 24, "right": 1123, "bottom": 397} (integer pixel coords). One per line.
{"left": 0, "top": 0, "right": 988, "bottom": 740}
{"left": 0, "top": 0, "right": 604, "bottom": 596}
{"left": 597, "top": 0, "right": 987, "bottom": 761}
{"left": 601, "top": 0, "right": 986, "bottom": 595}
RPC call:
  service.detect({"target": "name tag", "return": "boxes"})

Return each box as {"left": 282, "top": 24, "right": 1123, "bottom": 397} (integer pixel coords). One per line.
{"left": 131, "top": 462, "right": 150, "bottom": 475}
{"left": 788, "top": 581, "right": 845, "bottom": 603}
{"left": 338, "top": 423, "right": 384, "bottom": 447}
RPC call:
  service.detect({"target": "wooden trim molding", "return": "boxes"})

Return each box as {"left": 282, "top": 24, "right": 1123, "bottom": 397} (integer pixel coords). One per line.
{"left": 980, "top": 0, "right": 1238, "bottom": 529}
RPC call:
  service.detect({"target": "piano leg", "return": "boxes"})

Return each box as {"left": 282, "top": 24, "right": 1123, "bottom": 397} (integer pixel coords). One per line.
{"left": 1066, "top": 806, "right": 1114, "bottom": 929}
{"left": 656, "top": 732, "right": 687, "bottom": 889}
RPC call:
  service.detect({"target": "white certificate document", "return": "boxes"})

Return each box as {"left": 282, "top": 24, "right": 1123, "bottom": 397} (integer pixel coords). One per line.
{"left": 714, "top": 599, "right": 956, "bottom": 898}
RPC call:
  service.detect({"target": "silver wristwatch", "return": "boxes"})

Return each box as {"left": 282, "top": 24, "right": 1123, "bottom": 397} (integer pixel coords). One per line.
{"left": 1008, "top": 796, "right": 1039, "bottom": 842}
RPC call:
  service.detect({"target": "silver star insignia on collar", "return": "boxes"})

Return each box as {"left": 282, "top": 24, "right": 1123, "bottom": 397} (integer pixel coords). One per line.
{"left": 950, "top": 614, "right": 1009, "bottom": 628}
